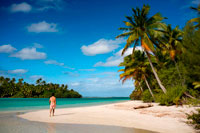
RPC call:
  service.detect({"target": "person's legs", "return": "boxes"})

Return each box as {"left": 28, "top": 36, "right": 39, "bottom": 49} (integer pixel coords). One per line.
{"left": 50, "top": 107, "right": 52, "bottom": 117}
{"left": 52, "top": 108, "right": 55, "bottom": 116}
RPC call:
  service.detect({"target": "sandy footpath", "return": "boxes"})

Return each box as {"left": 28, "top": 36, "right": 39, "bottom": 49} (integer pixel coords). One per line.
{"left": 18, "top": 100, "right": 200, "bottom": 133}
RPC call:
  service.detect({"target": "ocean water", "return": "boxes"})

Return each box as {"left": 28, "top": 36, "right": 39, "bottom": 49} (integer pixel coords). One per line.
{"left": 0, "top": 97, "right": 129, "bottom": 112}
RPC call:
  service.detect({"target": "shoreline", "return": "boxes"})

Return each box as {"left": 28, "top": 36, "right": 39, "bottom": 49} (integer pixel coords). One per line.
{"left": 18, "top": 100, "right": 199, "bottom": 133}
{"left": 0, "top": 106, "right": 154, "bottom": 133}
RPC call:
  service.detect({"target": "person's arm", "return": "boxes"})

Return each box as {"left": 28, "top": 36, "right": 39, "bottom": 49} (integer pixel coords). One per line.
{"left": 49, "top": 98, "right": 51, "bottom": 105}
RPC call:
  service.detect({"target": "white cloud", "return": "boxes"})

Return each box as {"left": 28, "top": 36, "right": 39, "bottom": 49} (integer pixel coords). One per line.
{"left": 10, "top": 48, "right": 46, "bottom": 60}
{"left": 30, "top": 75, "right": 43, "bottom": 80}
{"left": 8, "top": 69, "right": 28, "bottom": 74}
{"left": 90, "top": 72, "right": 117, "bottom": 77}
{"left": 94, "top": 58, "right": 122, "bottom": 67}
{"left": 44, "top": 59, "right": 75, "bottom": 70}
{"left": 8, "top": 0, "right": 66, "bottom": 13}
{"left": 71, "top": 82, "right": 80, "bottom": 86}
{"left": 81, "top": 38, "right": 125, "bottom": 56}
{"left": 10, "top": 2, "right": 32, "bottom": 13}
{"left": 63, "top": 66, "right": 75, "bottom": 70}
{"left": 114, "top": 46, "right": 142, "bottom": 56}
{"left": 44, "top": 60, "right": 64, "bottom": 66}
{"left": 0, "top": 44, "right": 16, "bottom": 53}
{"left": 192, "top": 0, "right": 200, "bottom": 5}
{"left": 33, "top": 43, "right": 43, "bottom": 48}
{"left": 27, "top": 21, "right": 58, "bottom": 33}
{"left": 86, "top": 78, "right": 99, "bottom": 83}
{"left": 68, "top": 75, "right": 134, "bottom": 97}
{"left": 94, "top": 46, "right": 142, "bottom": 67}
{"left": 135, "top": 46, "right": 143, "bottom": 51}
{"left": 64, "top": 72, "right": 79, "bottom": 77}
{"left": 79, "top": 69, "right": 96, "bottom": 72}
{"left": 36, "top": 0, "right": 65, "bottom": 11}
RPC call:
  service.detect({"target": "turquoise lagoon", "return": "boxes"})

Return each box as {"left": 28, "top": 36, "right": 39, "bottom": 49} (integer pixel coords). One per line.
{"left": 0, "top": 97, "right": 129, "bottom": 112}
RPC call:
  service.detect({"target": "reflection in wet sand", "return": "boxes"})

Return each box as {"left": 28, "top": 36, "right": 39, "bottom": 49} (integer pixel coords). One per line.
{"left": 48, "top": 123, "right": 55, "bottom": 133}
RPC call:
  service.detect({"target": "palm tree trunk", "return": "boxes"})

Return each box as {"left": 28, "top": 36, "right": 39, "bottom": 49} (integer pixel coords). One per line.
{"left": 139, "top": 82, "right": 143, "bottom": 92}
{"left": 144, "top": 75, "right": 155, "bottom": 101}
{"left": 145, "top": 51, "right": 167, "bottom": 94}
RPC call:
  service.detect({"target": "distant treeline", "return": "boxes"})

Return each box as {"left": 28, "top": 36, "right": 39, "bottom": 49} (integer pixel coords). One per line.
{"left": 0, "top": 77, "right": 82, "bottom": 98}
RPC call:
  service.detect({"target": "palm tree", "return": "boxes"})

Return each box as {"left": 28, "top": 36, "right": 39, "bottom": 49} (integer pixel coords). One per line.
{"left": 160, "top": 24, "right": 183, "bottom": 80}
{"left": 119, "top": 51, "right": 155, "bottom": 100}
{"left": 134, "top": 77, "right": 144, "bottom": 92}
{"left": 10, "top": 78, "right": 16, "bottom": 96}
{"left": 116, "top": 4, "right": 167, "bottom": 94}
{"left": 36, "top": 78, "right": 42, "bottom": 85}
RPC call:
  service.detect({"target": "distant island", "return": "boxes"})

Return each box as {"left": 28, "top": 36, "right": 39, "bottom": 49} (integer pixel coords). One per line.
{"left": 0, "top": 76, "right": 82, "bottom": 98}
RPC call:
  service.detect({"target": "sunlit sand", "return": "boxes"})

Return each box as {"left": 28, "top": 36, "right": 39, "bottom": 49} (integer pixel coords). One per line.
{"left": 19, "top": 100, "right": 199, "bottom": 133}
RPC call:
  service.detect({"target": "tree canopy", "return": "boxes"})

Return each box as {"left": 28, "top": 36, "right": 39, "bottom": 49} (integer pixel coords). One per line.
{"left": 0, "top": 77, "right": 82, "bottom": 98}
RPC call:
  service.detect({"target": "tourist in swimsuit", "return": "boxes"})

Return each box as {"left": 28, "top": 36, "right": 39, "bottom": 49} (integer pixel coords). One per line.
{"left": 49, "top": 93, "right": 56, "bottom": 117}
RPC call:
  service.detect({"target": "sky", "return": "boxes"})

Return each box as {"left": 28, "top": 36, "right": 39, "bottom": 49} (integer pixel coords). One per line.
{"left": 0, "top": 0, "right": 199, "bottom": 97}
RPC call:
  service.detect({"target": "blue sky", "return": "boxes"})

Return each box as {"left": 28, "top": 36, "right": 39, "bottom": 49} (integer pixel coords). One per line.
{"left": 0, "top": 0, "right": 199, "bottom": 97}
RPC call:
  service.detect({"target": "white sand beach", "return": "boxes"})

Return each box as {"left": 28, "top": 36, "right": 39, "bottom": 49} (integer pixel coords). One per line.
{"left": 19, "top": 100, "right": 199, "bottom": 133}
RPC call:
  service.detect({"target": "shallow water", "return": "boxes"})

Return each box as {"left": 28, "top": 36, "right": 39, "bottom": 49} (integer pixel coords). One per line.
{"left": 0, "top": 112, "right": 156, "bottom": 133}
{"left": 0, "top": 97, "right": 129, "bottom": 112}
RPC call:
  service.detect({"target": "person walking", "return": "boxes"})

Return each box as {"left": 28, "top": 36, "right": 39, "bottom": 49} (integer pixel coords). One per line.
{"left": 49, "top": 93, "right": 56, "bottom": 117}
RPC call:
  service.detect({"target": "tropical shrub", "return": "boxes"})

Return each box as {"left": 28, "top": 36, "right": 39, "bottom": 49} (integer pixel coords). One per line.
{"left": 187, "top": 109, "right": 200, "bottom": 129}
{"left": 155, "top": 85, "right": 186, "bottom": 106}
{"left": 12, "top": 92, "right": 25, "bottom": 98}
{"left": 141, "top": 90, "right": 154, "bottom": 102}
{"left": 130, "top": 90, "right": 142, "bottom": 100}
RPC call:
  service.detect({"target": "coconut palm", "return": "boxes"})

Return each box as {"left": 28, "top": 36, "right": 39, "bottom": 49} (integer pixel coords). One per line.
{"left": 134, "top": 76, "right": 144, "bottom": 92}
{"left": 116, "top": 4, "right": 167, "bottom": 93}
{"left": 118, "top": 51, "right": 155, "bottom": 100}
{"left": 36, "top": 78, "right": 42, "bottom": 85}
{"left": 160, "top": 24, "right": 183, "bottom": 81}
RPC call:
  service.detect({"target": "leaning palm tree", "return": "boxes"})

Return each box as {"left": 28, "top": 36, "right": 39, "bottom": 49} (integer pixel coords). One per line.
{"left": 134, "top": 76, "right": 144, "bottom": 92}
{"left": 116, "top": 4, "right": 167, "bottom": 93}
{"left": 119, "top": 51, "right": 155, "bottom": 100}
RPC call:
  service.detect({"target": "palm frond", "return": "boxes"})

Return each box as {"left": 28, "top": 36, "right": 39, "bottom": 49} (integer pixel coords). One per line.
{"left": 142, "top": 4, "right": 150, "bottom": 16}
{"left": 123, "top": 21, "right": 134, "bottom": 27}
{"left": 121, "top": 33, "right": 139, "bottom": 55}
{"left": 188, "top": 17, "right": 200, "bottom": 23}
{"left": 116, "top": 31, "right": 133, "bottom": 38}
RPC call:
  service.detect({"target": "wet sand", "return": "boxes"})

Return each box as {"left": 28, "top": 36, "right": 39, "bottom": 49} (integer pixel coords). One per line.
{"left": 0, "top": 112, "right": 154, "bottom": 133}
{"left": 18, "top": 100, "right": 199, "bottom": 133}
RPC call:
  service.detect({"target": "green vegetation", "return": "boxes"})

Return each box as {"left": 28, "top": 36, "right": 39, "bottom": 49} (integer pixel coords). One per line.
{"left": 117, "top": 4, "right": 200, "bottom": 105}
{"left": 117, "top": 4, "right": 200, "bottom": 128}
{"left": 0, "top": 76, "right": 82, "bottom": 98}
{"left": 155, "top": 85, "right": 186, "bottom": 106}
{"left": 187, "top": 109, "right": 200, "bottom": 129}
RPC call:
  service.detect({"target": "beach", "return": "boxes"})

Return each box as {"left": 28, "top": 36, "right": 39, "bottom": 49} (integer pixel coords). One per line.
{"left": 0, "top": 112, "right": 152, "bottom": 133}
{"left": 18, "top": 100, "right": 199, "bottom": 133}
